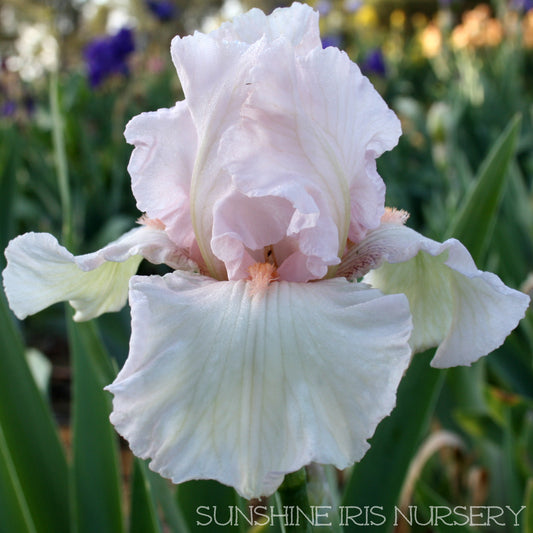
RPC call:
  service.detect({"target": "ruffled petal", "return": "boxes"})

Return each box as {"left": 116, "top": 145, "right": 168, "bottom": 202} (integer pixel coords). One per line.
{"left": 124, "top": 102, "right": 198, "bottom": 253}
{"left": 3, "top": 226, "right": 194, "bottom": 321}
{"left": 106, "top": 272, "right": 412, "bottom": 499}
{"left": 172, "top": 3, "right": 319, "bottom": 118}
{"left": 355, "top": 223, "right": 530, "bottom": 367}
{"left": 170, "top": 33, "right": 261, "bottom": 279}
{"left": 211, "top": 2, "right": 320, "bottom": 52}
{"left": 217, "top": 43, "right": 400, "bottom": 281}
{"left": 211, "top": 187, "right": 340, "bottom": 282}
{"left": 211, "top": 191, "right": 293, "bottom": 280}
{"left": 169, "top": 4, "right": 323, "bottom": 280}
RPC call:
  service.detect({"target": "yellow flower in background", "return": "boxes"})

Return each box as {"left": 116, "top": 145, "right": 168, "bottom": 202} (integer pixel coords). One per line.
{"left": 451, "top": 4, "right": 503, "bottom": 49}
{"left": 390, "top": 9, "right": 405, "bottom": 29}
{"left": 420, "top": 22, "right": 442, "bottom": 58}
{"left": 352, "top": 3, "right": 378, "bottom": 28}
{"left": 451, "top": 24, "right": 469, "bottom": 49}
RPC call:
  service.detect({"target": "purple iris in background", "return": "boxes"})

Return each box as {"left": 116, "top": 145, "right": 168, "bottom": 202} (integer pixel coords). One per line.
{"left": 315, "top": 0, "right": 332, "bottom": 16}
{"left": 362, "top": 48, "right": 386, "bottom": 77}
{"left": 512, "top": 0, "right": 533, "bottom": 10}
{"left": 1, "top": 100, "right": 16, "bottom": 117}
{"left": 84, "top": 28, "right": 135, "bottom": 87}
{"left": 321, "top": 34, "right": 342, "bottom": 48}
{"left": 1, "top": 97, "right": 35, "bottom": 118}
{"left": 344, "top": 0, "right": 362, "bottom": 13}
{"left": 146, "top": 0, "right": 176, "bottom": 21}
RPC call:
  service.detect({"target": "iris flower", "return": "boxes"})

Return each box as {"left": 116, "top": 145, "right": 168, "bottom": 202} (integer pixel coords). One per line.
{"left": 3, "top": 3, "right": 528, "bottom": 499}
{"left": 84, "top": 28, "right": 135, "bottom": 88}
{"left": 146, "top": 0, "right": 176, "bottom": 21}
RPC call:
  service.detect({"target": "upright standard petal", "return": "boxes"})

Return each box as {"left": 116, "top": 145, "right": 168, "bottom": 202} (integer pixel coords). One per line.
{"left": 211, "top": 2, "right": 320, "bottom": 52}
{"left": 125, "top": 102, "right": 198, "bottom": 256}
{"left": 170, "top": 32, "right": 261, "bottom": 279}
{"left": 106, "top": 272, "right": 412, "bottom": 499}
{"left": 216, "top": 43, "right": 400, "bottom": 282}
{"left": 169, "top": 4, "right": 327, "bottom": 280}
{"left": 352, "top": 222, "right": 530, "bottom": 367}
{"left": 3, "top": 226, "right": 194, "bottom": 321}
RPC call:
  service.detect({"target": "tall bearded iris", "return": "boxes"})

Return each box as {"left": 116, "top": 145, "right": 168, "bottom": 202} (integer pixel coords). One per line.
{"left": 2, "top": 3, "right": 529, "bottom": 499}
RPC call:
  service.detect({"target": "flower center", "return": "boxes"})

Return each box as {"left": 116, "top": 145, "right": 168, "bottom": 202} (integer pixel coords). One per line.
{"left": 263, "top": 244, "right": 278, "bottom": 268}
{"left": 248, "top": 262, "right": 279, "bottom": 294}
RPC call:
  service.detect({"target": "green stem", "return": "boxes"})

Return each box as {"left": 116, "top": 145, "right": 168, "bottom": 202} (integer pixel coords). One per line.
{"left": 49, "top": 72, "right": 73, "bottom": 249}
{"left": 276, "top": 468, "right": 313, "bottom": 533}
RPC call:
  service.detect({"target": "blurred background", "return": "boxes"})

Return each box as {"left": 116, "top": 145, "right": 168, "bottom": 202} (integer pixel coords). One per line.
{"left": 1, "top": 1, "right": 533, "bottom": 532}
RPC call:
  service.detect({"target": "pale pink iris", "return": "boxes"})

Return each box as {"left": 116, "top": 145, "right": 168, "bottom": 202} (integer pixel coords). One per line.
{"left": 125, "top": 2, "right": 399, "bottom": 284}
{"left": 2, "top": 3, "right": 529, "bottom": 499}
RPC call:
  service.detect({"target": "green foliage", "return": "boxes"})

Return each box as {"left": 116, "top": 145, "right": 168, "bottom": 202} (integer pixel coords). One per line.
{"left": 446, "top": 114, "right": 522, "bottom": 263}
{"left": 129, "top": 459, "right": 162, "bottom": 533}
{"left": 342, "top": 352, "right": 445, "bottom": 533}
{"left": 68, "top": 319, "right": 124, "bottom": 533}
{"left": 0, "top": 292, "right": 70, "bottom": 533}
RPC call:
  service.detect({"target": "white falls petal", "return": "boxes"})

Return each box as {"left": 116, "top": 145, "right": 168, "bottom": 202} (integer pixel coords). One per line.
{"left": 358, "top": 224, "right": 530, "bottom": 367}
{"left": 3, "top": 226, "right": 194, "bottom": 321}
{"left": 106, "top": 272, "right": 412, "bottom": 499}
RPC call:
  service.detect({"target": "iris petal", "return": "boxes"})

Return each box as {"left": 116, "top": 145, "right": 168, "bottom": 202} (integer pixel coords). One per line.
{"left": 217, "top": 43, "right": 400, "bottom": 281}
{"left": 354, "top": 223, "right": 530, "bottom": 367}
{"left": 125, "top": 102, "right": 198, "bottom": 255}
{"left": 106, "top": 271, "right": 412, "bottom": 498}
{"left": 211, "top": 2, "right": 320, "bottom": 51}
{"left": 3, "top": 226, "right": 193, "bottom": 321}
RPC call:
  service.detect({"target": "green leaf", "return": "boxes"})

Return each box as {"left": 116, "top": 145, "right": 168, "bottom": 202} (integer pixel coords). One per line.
{"left": 69, "top": 318, "right": 124, "bottom": 533}
{"left": 277, "top": 469, "right": 312, "bottom": 533}
{"left": 0, "top": 423, "right": 36, "bottom": 533}
{"left": 341, "top": 351, "right": 444, "bottom": 533}
{"left": 0, "top": 291, "right": 70, "bottom": 533}
{"left": 0, "top": 130, "right": 18, "bottom": 254}
{"left": 177, "top": 480, "right": 244, "bottom": 533}
{"left": 412, "top": 482, "right": 477, "bottom": 533}
{"left": 446, "top": 114, "right": 522, "bottom": 264}
{"left": 149, "top": 471, "right": 191, "bottom": 533}
{"left": 445, "top": 115, "right": 522, "bottom": 417}
{"left": 130, "top": 459, "right": 162, "bottom": 533}
{"left": 523, "top": 478, "right": 533, "bottom": 533}
{"left": 454, "top": 411, "right": 503, "bottom": 444}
